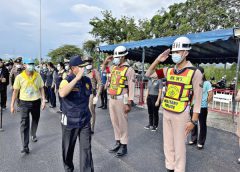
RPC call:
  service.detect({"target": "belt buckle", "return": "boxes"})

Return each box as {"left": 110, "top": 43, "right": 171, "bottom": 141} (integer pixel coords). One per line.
{"left": 111, "top": 95, "right": 116, "bottom": 99}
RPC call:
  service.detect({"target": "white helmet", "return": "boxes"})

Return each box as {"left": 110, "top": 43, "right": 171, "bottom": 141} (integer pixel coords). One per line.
{"left": 113, "top": 46, "right": 128, "bottom": 58}
{"left": 172, "top": 36, "right": 191, "bottom": 52}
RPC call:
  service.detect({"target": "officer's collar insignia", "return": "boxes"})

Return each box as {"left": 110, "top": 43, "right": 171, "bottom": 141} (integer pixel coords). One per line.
{"left": 86, "top": 83, "right": 90, "bottom": 90}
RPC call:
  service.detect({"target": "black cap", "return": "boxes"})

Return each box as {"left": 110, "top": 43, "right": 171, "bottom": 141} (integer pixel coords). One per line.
{"left": 69, "top": 55, "right": 87, "bottom": 67}
{"left": 0, "top": 58, "right": 2, "bottom": 62}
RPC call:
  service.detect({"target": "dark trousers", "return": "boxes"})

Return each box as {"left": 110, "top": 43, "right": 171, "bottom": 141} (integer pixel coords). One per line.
{"left": 147, "top": 95, "right": 160, "bottom": 127}
{"left": 100, "top": 88, "right": 107, "bottom": 107}
{"left": 47, "top": 86, "right": 56, "bottom": 107}
{"left": 0, "top": 86, "right": 7, "bottom": 108}
{"left": 58, "top": 93, "right": 62, "bottom": 111}
{"left": 62, "top": 123, "right": 94, "bottom": 172}
{"left": 20, "top": 99, "right": 41, "bottom": 148}
{"left": 190, "top": 107, "right": 208, "bottom": 145}
{"left": 44, "top": 86, "right": 49, "bottom": 102}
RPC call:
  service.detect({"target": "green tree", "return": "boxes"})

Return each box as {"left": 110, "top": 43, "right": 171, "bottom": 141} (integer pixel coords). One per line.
{"left": 151, "top": 0, "right": 240, "bottom": 37}
{"left": 48, "top": 45, "right": 83, "bottom": 64}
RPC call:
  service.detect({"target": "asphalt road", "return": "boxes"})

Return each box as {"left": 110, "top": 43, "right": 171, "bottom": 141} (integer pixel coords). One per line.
{"left": 0, "top": 92, "right": 239, "bottom": 172}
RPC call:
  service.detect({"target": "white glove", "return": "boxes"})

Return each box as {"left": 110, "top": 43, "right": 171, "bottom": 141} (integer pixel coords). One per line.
{"left": 93, "top": 97, "right": 98, "bottom": 105}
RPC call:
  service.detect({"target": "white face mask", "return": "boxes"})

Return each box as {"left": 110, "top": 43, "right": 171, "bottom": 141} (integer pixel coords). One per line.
{"left": 57, "top": 66, "right": 61, "bottom": 71}
{"left": 113, "top": 57, "right": 120, "bottom": 65}
{"left": 65, "top": 65, "right": 69, "bottom": 70}
{"left": 86, "top": 64, "right": 92, "bottom": 70}
{"left": 16, "top": 64, "right": 22, "bottom": 69}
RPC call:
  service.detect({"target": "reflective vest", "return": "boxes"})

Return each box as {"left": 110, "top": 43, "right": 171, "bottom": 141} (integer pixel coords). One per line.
{"left": 161, "top": 67, "right": 196, "bottom": 113}
{"left": 108, "top": 66, "right": 128, "bottom": 96}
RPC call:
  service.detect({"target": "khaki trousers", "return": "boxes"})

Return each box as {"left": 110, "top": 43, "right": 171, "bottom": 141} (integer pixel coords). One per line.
{"left": 163, "top": 109, "right": 190, "bottom": 172}
{"left": 109, "top": 98, "right": 128, "bottom": 144}
{"left": 89, "top": 94, "right": 96, "bottom": 132}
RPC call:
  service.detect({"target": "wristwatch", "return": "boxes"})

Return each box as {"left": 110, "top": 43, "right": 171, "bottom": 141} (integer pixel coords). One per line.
{"left": 190, "top": 119, "right": 198, "bottom": 126}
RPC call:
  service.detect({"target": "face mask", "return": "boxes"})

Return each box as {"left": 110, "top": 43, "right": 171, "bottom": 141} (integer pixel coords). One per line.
{"left": 42, "top": 66, "right": 46, "bottom": 70}
{"left": 65, "top": 65, "right": 69, "bottom": 70}
{"left": 86, "top": 64, "right": 92, "bottom": 70}
{"left": 113, "top": 57, "right": 120, "bottom": 65}
{"left": 171, "top": 53, "right": 183, "bottom": 64}
{"left": 26, "top": 64, "right": 34, "bottom": 72}
{"left": 84, "top": 67, "right": 87, "bottom": 75}
{"left": 57, "top": 66, "right": 61, "bottom": 71}
{"left": 16, "top": 64, "right": 22, "bottom": 69}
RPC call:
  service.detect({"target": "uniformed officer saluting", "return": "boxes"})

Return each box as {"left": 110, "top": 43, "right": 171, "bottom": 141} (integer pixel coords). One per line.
{"left": 146, "top": 37, "right": 203, "bottom": 172}
{"left": 59, "top": 55, "right": 94, "bottom": 172}
{"left": 102, "top": 45, "right": 136, "bottom": 157}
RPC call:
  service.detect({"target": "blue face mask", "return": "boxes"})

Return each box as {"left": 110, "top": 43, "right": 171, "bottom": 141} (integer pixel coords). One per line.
{"left": 171, "top": 54, "right": 183, "bottom": 64}
{"left": 113, "top": 57, "right": 120, "bottom": 65}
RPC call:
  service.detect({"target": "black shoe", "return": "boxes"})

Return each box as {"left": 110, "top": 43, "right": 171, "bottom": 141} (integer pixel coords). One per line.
{"left": 166, "top": 169, "right": 174, "bottom": 172}
{"left": 144, "top": 125, "right": 152, "bottom": 130}
{"left": 21, "top": 147, "right": 30, "bottom": 154}
{"left": 188, "top": 140, "right": 197, "bottom": 145}
{"left": 57, "top": 110, "right": 62, "bottom": 113}
{"left": 116, "top": 144, "right": 127, "bottom": 157}
{"left": 197, "top": 144, "right": 204, "bottom": 150}
{"left": 98, "top": 105, "right": 104, "bottom": 108}
{"left": 91, "top": 131, "right": 94, "bottom": 135}
{"left": 151, "top": 126, "right": 157, "bottom": 131}
{"left": 109, "top": 140, "right": 121, "bottom": 153}
{"left": 102, "top": 106, "right": 107, "bottom": 109}
{"left": 31, "top": 136, "right": 38, "bottom": 142}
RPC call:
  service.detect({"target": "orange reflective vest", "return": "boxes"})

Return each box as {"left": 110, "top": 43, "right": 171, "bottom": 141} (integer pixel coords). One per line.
{"left": 108, "top": 66, "right": 128, "bottom": 96}
{"left": 161, "top": 67, "right": 196, "bottom": 113}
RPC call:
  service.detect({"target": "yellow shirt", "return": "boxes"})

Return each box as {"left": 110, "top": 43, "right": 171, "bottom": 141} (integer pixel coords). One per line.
{"left": 13, "top": 71, "right": 44, "bottom": 101}
{"left": 59, "top": 79, "right": 69, "bottom": 89}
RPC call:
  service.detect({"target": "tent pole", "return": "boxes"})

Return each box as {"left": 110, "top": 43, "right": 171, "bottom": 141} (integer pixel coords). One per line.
{"left": 139, "top": 48, "right": 145, "bottom": 105}
{"left": 233, "top": 39, "right": 240, "bottom": 122}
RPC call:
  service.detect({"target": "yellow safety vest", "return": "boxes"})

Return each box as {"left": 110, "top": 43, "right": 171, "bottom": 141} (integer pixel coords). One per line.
{"left": 20, "top": 70, "right": 39, "bottom": 91}
{"left": 108, "top": 66, "right": 128, "bottom": 96}
{"left": 161, "top": 67, "right": 196, "bottom": 113}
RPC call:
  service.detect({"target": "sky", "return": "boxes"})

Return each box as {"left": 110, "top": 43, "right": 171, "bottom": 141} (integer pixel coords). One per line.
{"left": 0, "top": 0, "right": 186, "bottom": 60}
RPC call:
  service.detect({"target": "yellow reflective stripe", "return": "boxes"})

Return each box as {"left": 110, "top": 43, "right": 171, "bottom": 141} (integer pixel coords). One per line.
{"left": 119, "top": 85, "right": 125, "bottom": 88}
{"left": 180, "top": 97, "right": 189, "bottom": 101}
{"left": 184, "top": 85, "right": 192, "bottom": 89}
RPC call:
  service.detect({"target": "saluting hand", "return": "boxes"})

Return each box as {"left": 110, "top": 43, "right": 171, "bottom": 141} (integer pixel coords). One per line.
{"left": 75, "top": 67, "right": 85, "bottom": 81}
{"left": 156, "top": 49, "right": 171, "bottom": 62}
{"left": 104, "top": 55, "right": 113, "bottom": 64}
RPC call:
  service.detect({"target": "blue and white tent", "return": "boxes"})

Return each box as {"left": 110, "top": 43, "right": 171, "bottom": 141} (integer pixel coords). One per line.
{"left": 99, "top": 28, "right": 239, "bottom": 64}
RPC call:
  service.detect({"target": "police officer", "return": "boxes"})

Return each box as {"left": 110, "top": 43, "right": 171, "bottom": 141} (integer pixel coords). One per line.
{"left": 146, "top": 37, "right": 203, "bottom": 172}
{"left": 59, "top": 55, "right": 94, "bottom": 172}
{"left": 10, "top": 57, "right": 23, "bottom": 90}
{"left": 235, "top": 90, "right": 240, "bottom": 164}
{"left": 0, "top": 58, "right": 9, "bottom": 110}
{"left": 102, "top": 46, "right": 136, "bottom": 157}
{"left": 98, "top": 63, "right": 108, "bottom": 109}
{"left": 82, "top": 56, "right": 102, "bottom": 134}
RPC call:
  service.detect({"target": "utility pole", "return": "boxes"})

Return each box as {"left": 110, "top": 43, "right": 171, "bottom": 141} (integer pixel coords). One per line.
{"left": 39, "top": 0, "right": 42, "bottom": 64}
